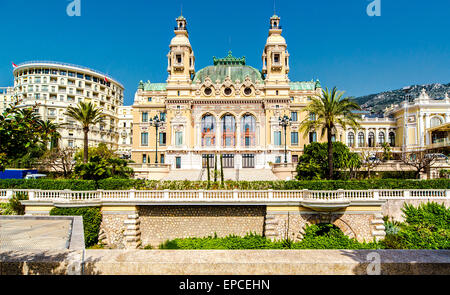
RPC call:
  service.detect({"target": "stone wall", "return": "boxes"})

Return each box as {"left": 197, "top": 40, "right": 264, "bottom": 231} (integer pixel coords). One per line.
{"left": 264, "top": 205, "right": 385, "bottom": 243}
{"left": 138, "top": 205, "right": 266, "bottom": 247}
{"left": 382, "top": 199, "right": 450, "bottom": 222}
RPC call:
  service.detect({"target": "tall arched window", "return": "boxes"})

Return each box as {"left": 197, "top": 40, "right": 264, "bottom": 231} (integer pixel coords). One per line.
{"left": 378, "top": 132, "right": 385, "bottom": 145}
{"left": 201, "top": 114, "right": 216, "bottom": 146}
{"left": 368, "top": 132, "right": 375, "bottom": 147}
{"left": 221, "top": 114, "right": 236, "bottom": 147}
{"left": 241, "top": 114, "right": 256, "bottom": 147}
{"left": 389, "top": 132, "right": 395, "bottom": 147}
{"left": 347, "top": 132, "right": 355, "bottom": 147}
{"left": 430, "top": 116, "right": 443, "bottom": 128}
{"left": 358, "top": 132, "right": 365, "bottom": 147}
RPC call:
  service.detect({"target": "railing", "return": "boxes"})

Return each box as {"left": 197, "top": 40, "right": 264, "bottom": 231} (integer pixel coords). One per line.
{"left": 2, "top": 188, "right": 448, "bottom": 203}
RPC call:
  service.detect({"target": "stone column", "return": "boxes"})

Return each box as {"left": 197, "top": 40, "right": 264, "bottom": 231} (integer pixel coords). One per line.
{"left": 424, "top": 113, "right": 430, "bottom": 145}
{"left": 99, "top": 205, "right": 141, "bottom": 249}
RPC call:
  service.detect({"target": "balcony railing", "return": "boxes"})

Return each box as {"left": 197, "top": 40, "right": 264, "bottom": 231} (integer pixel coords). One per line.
{"left": 3, "top": 188, "right": 448, "bottom": 204}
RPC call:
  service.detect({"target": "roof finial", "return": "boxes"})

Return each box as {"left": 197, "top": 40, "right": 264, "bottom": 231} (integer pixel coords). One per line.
{"left": 180, "top": 3, "right": 183, "bottom": 16}
{"left": 273, "top": 0, "right": 276, "bottom": 16}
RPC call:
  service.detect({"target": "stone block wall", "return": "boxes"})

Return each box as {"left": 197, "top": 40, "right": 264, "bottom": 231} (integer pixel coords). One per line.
{"left": 382, "top": 199, "right": 450, "bottom": 222}
{"left": 264, "top": 206, "right": 386, "bottom": 243}
{"left": 138, "top": 205, "right": 266, "bottom": 247}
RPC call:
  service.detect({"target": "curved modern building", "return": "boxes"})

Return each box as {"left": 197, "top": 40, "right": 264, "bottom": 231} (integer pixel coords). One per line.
{"left": 12, "top": 61, "right": 124, "bottom": 149}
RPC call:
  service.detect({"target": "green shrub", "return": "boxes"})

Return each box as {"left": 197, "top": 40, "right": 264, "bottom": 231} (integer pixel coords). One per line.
{"left": 381, "top": 202, "right": 450, "bottom": 249}
{"left": 49, "top": 207, "right": 102, "bottom": 247}
{"left": 157, "top": 226, "right": 382, "bottom": 250}
{"left": 0, "top": 191, "right": 28, "bottom": 215}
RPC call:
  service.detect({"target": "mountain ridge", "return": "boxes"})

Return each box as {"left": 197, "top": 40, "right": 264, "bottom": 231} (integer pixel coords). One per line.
{"left": 354, "top": 82, "right": 450, "bottom": 114}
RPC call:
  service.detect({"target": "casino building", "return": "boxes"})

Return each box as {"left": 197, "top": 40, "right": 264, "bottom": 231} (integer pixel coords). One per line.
{"left": 131, "top": 15, "right": 340, "bottom": 180}
{"left": 130, "top": 14, "right": 450, "bottom": 180}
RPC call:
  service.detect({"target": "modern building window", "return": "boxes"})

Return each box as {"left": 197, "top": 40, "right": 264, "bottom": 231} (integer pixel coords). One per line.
{"left": 310, "top": 113, "right": 316, "bottom": 121}
{"left": 275, "top": 156, "right": 281, "bottom": 163}
{"left": 389, "top": 132, "right": 395, "bottom": 147}
{"left": 221, "top": 114, "right": 236, "bottom": 147}
{"left": 274, "top": 131, "right": 282, "bottom": 146}
{"left": 291, "top": 132, "right": 298, "bottom": 145}
{"left": 201, "top": 114, "right": 216, "bottom": 146}
{"left": 68, "top": 140, "right": 73, "bottom": 147}
{"left": 160, "top": 112, "right": 166, "bottom": 121}
{"left": 292, "top": 155, "right": 299, "bottom": 163}
{"left": 175, "top": 131, "right": 183, "bottom": 146}
{"left": 309, "top": 131, "right": 317, "bottom": 143}
{"left": 141, "top": 132, "right": 148, "bottom": 146}
{"left": 291, "top": 111, "right": 298, "bottom": 121}
{"left": 241, "top": 114, "right": 256, "bottom": 147}
{"left": 159, "top": 132, "right": 166, "bottom": 145}
{"left": 142, "top": 112, "right": 148, "bottom": 122}
{"left": 176, "top": 157, "right": 181, "bottom": 169}
{"left": 148, "top": 97, "right": 152, "bottom": 102}
{"left": 160, "top": 154, "right": 164, "bottom": 164}
{"left": 242, "top": 154, "right": 255, "bottom": 168}
{"left": 358, "top": 132, "right": 365, "bottom": 147}
{"left": 348, "top": 132, "right": 355, "bottom": 147}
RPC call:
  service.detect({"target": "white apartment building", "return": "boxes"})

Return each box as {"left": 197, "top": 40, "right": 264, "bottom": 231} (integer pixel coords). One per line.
{"left": 12, "top": 61, "right": 124, "bottom": 150}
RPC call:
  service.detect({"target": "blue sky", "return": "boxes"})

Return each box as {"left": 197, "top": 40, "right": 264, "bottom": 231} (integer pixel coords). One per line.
{"left": 0, "top": 0, "right": 449, "bottom": 105}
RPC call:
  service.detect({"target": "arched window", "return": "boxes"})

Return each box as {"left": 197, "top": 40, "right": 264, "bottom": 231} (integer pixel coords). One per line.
{"left": 358, "top": 132, "right": 365, "bottom": 147}
{"left": 430, "top": 116, "right": 443, "bottom": 128}
{"left": 241, "top": 114, "right": 256, "bottom": 147}
{"left": 201, "top": 114, "right": 216, "bottom": 146}
{"left": 379, "top": 132, "right": 385, "bottom": 145}
{"left": 221, "top": 114, "right": 236, "bottom": 147}
{"left": 389, "top": 132, "right": 395, "bottom": 147}
{"left": 368, "top": 132, "right": 375, "bottom": 147}
{"left": 347, "top": 132, "right": 355, "bottom": 147}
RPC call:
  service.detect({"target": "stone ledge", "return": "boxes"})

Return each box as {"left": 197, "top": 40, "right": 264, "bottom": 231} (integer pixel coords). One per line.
{"left": 82, "top": 249, "right": 450, "bottom": 275}
{"left": 2, "top": 249, "right": 449, "bottom": 275}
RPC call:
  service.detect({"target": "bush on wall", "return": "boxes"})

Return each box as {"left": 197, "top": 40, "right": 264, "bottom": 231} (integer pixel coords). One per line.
{"left": 49, "top": 207, "right": 102, "bottom": 247}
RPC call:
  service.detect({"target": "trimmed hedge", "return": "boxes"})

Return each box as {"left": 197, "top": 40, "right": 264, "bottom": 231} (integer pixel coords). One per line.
{"left": 49, "top": 207, "right": 102, "bottom": 247}
{"left": 1, "top": 178, "right": 450, "bottom": 190}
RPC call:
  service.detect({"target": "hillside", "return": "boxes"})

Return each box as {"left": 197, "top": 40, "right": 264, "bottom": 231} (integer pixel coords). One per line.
{"left": 354, "top": 83, "right": 450, "bottom": 114}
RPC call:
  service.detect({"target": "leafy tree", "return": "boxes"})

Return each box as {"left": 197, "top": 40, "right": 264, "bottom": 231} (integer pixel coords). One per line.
{"left": 296, "top": 142, "right": 359, "bottom": 180}
{"left": 0, "top": 103, "right": 52, "bottom": 171}
{"left": 74, "top": 143, "right": 115, "bottom": 164}
{"left": 299, "top": 87, "right": 361, "bottom": 179}
{"left": 65, "top": 102, "right": 105, "bottom": 163}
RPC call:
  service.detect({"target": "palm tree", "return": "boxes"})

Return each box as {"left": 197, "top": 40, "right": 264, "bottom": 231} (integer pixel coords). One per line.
{"left": 299, "top": 87, "right": 361, "bottom": 179}
{"left": 38, "top": 120, "right": 61, "bottom": 149}
{"left": 65, "top": 102, "right": 105, "bottom": 163}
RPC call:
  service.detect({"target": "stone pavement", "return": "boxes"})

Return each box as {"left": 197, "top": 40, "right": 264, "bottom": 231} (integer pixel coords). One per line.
{"left": 0, "top": 219, "right": 71, "bottom": 250}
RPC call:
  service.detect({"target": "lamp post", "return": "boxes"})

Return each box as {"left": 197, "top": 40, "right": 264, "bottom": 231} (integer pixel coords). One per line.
{"left": 278, "top": 114, "right": 292, "bottom": 164}
{"left": 149, "top": 113, "right": 165, "bottom": 164}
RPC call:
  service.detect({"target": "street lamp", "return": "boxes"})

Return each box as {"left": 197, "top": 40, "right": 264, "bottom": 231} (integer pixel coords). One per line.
{"left": 278, "top": 114, "right": 292, "bottom": 164}
{"left": 149, "top": 113, "right": 165, "bottom": 164}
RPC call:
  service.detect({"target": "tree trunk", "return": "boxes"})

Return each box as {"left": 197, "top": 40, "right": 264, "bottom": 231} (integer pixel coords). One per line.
{"left": 327, "top": 127, "right": 333, "bottom": 180}
{"left": 220, "top": 154, "right": 224, "bottom": 185}
{"left": 83, "top": 127, "right": 89, "bottom": 163}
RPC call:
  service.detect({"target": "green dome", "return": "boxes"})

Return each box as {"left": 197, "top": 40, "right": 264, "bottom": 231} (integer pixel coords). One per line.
{"left": 193, "top": 51, "right": 264, "bottom": 84}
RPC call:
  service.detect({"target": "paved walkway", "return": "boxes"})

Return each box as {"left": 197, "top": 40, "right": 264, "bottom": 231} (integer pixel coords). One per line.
{"left": 0, "top": 219, "right": 72, "bottom": 250}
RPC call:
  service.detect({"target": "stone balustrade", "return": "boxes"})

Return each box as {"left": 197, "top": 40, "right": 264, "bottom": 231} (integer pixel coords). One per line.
{"left": 1, "top": 188, "right": 448, "bottom": 203}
